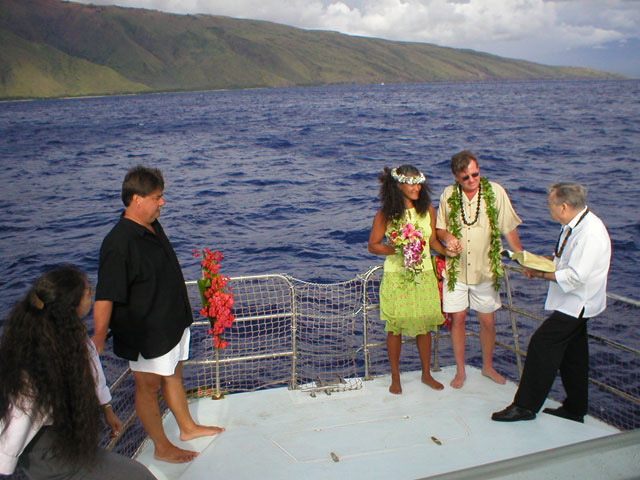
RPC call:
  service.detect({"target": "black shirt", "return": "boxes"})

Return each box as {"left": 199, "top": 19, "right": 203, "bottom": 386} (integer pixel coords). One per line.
{"left": 95, "top": 215, "right": 193, "bottom": 361}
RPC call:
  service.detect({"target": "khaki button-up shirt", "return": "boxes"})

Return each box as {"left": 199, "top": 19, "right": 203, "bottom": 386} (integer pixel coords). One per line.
{"left": 436, "top": 180, "right": 521, "bottom": 285}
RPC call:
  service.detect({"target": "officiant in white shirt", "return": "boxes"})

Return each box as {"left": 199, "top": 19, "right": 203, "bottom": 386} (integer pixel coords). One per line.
{"left": 492, "top": 182, "right": 611, "bottom": 423}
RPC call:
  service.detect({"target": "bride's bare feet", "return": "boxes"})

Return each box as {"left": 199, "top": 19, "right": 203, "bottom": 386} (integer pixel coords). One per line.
{"left": 450, "top": 371, "right": 466, "bottom": 389}
{"left": 154, "top": 444, "right": 199, "bottom": 463}
{"left": 180, "top": 425, "right": 225, "bottom": 442}
{"left": 422, "top": 374, "right": 444, "bottom": 390}
{"left": 482, "top": 368, "right": 506, "bottom": 385}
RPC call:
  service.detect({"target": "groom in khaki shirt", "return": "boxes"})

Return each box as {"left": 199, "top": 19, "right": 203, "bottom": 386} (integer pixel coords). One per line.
{"left": 437, "top": 151, "right": 522, "bottom": 388}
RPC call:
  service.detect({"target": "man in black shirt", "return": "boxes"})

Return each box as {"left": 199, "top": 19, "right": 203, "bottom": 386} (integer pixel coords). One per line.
{"left": 93, "top": 166, "right": 223, "bottom": 463}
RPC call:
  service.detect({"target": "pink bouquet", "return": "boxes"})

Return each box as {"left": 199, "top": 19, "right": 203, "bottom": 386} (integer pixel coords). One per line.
{"left": 387, "top": 220, "right": 428, "bottom": 281}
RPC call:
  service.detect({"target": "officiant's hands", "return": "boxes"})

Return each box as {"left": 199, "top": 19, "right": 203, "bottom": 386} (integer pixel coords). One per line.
{"left": 522, "top": 267, "right": 554, "bottom": 281}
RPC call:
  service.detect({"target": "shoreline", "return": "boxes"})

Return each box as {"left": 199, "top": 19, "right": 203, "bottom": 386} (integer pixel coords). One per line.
{"left": 2, "top": 77, "right": 638, "bottom": 104}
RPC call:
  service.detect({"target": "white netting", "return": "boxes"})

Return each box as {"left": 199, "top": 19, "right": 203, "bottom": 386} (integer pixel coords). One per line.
{"left": 10, "top": 267, "right": 636, "bottom": 479}
{"left": 185, "top": 274, "right": 295, "bottom": 396}
{"left": 288, "top": 276, "right": 363, "bottom": 393}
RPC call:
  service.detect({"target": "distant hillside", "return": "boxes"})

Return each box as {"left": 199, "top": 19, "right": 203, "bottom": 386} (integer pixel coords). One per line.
{"left": 0, "top": 0, "right": 626, "bottom": 100}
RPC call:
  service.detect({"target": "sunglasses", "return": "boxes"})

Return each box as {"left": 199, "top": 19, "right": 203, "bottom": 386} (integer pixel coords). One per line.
{"left": 461, "top": 172, "right": 480, "bottom": 181}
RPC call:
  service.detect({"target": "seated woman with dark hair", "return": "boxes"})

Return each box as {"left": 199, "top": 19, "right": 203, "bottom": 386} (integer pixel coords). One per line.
{"left": 0, "top": 265, "right": 156, "bottom": 479}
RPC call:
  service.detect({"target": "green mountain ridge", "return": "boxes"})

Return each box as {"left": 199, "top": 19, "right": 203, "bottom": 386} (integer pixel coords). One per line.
{"left": 0, "top": 0, "right": 627, "bottom": 100}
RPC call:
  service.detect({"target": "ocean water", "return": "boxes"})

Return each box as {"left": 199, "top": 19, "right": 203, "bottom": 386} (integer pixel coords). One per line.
{"left": 0, "top": 79, "right": 639, "bottom": 322}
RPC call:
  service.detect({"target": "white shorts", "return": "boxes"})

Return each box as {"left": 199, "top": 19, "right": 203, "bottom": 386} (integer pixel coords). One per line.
{"left": 129, "top": 328, "right": 190, "bottom": 376}
{"left": 443, "top": 281, "right": 501, "bottom": 314}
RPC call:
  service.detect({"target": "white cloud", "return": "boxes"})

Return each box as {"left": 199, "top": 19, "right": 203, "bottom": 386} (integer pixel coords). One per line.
{"left": 75, "top": 0, "right": 640, "bottom": 73}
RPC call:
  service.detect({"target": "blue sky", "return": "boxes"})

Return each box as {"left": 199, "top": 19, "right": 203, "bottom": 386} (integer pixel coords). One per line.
{"left": 77, "top": 0, "right": 640, "bottom": 76}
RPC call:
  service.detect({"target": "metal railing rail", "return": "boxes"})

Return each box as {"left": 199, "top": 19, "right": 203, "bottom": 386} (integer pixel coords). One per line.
{"left": 101, "top": 266, "right": 639, "bottom": 456}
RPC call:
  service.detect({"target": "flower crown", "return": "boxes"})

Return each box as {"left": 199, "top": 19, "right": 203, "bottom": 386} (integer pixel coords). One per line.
{"left": 391, "top": 167, "right": 426, "bottom": 185}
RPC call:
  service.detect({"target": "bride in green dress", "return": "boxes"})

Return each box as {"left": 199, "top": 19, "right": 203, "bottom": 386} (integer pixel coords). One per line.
{"left": 368, "top": 165, "right": 456, "bottom": 394}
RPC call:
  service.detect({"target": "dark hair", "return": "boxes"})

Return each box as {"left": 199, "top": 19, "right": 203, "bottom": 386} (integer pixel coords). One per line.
{"left": 0, "top": 265, "right": 102, "bottom": 464}
{"left": 450, "top": 150, "right": 478, "bottom": 174}
{"left": 121, "top": 165, "right": 165, "bottom": 206}
{"left": 378, "top": 165, "right": 432, "bottom": 221}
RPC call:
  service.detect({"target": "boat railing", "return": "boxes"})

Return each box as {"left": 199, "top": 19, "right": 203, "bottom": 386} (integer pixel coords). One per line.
{"left": 91, "top": 265, "right": 639, "bottom": 462}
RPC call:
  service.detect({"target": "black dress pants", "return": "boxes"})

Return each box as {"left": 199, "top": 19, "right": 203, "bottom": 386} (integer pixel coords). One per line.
{"left": 514, "top": 310, "right": 589, "bottom": 416}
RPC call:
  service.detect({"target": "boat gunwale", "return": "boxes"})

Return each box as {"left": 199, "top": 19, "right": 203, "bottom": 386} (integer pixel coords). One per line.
{"left": 96, "top": 265, "right": 639, "bottom": 461}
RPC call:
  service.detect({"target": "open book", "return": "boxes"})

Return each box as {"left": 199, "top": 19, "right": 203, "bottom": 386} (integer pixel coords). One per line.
{"left": 502, "top": 250, "right": 556, "bottom": 272}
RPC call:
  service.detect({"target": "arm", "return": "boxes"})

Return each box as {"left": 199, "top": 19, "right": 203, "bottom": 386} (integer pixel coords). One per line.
{"left": 435, "top": 189, "right": 462, "bottom": 255}
{"left": 0, "top": 397, "right": 46, "bottom": 475}
{"left": 523, "top": 268, "right": 556, "bottom": 281}
{"left": 436, "top": 229, "right": 462, "bottom": 256}
{"left": 553, "top": 231, "right": 609, "bottom": 293}
{"left": 505, "top": 227, "right": 530, "bottom": 278}
{"left": 428, "top": 205, "right": 448, "bottom": 256}
{"left": 368, "top": 210, "right": 395, "bottom": 256}
{"left": 504, "top": 228, "right": 523, "bottom": 253}
{"left": 436, "top": 228, "right": 453, "bottom": 244}
{"left": 102, "top": 405, "right": 122, "bottom": 439}
{"left": 86, "top": 337, "right": 121, "bottom": 438}
{"left": 91, "top": 300, "right": 113, "bottom": 354}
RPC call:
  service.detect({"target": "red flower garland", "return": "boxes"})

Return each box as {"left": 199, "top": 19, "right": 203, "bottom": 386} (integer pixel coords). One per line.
{"left": 193, "top": 249, "right": 235, "bottom": 349}
{"left": 433, "top": 255, "right": 452, "bottom": 330}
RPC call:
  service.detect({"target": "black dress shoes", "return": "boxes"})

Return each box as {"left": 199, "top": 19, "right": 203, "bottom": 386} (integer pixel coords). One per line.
{"left": 491, "top": 403, "right": 536, "bottom": 422}
{"left": 543, "top": 406, "right": 584, "bottom": 423}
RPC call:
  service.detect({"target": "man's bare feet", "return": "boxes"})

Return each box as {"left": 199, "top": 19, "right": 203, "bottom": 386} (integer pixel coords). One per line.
{"left": 154, "top": 445, "right": 199, "bottom": 463}
{"left": 180, "top": 425, "right": 225, "bottom": 442}
{"left": 450, "top": 371, "right": 466, "bottom": 389}
{"left": 482, "top": 368, "right": 506, "bottom": 385}
{"left": 422, "top": 374, "right": 444, "bottom": 390}
{"left": 389, "top": 376, "right": 402, "bottom": 394}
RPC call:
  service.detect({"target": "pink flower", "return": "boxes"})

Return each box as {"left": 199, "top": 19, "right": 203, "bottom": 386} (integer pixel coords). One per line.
{"left": 387, "top": 217, "right": 429, "bottom": 282}
{"left": 196, "top": 249, "right": 234, "bottom": 349}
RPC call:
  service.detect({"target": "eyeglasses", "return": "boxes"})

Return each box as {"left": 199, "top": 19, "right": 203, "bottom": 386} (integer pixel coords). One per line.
{"left": 461, "top": 172, "right": 480, "bottom": 181}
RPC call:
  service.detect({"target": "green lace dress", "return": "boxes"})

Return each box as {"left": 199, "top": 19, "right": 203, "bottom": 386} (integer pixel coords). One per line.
{"left": 380, "top": 208, "right": 445, "bottom": 336}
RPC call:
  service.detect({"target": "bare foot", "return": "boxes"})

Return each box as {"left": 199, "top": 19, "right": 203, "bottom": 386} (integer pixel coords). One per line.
{"left": 154, "top": 445, "right": 199, "bottom": 463}
{"left": 450, "top": 371, "right": 466, "bottom": 389}
{"left": 482, "top": 368, "right": 506, "bottom": 385}
{"left": 389, "top": 378, "right": 402, "bottom": 394}
{"left": 422, "top": 374, "right": 444, "bottom": 390}
{"left": 180, "top": 425, "right": 225, "bottom": 442}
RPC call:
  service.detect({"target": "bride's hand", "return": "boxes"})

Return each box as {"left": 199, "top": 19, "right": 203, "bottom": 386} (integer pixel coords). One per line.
{"left": 444, "top": 247, "right": 459, "bottom": 258}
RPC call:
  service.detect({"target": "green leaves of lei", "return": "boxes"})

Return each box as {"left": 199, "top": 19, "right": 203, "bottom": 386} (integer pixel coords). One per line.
{"left": 446, "top": 177, "right": 504, "bottom": 292}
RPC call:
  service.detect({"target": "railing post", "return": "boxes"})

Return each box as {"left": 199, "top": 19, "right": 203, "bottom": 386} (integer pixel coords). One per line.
{"left": 432, "top": 326, "right": 441, "bottom": 372}
{"left": 503, "top": 268, "right": 523, "bottom": 378}
{"left": 212, "top": 348, "right": 223, "bottom": 399}
{"left": 362, "top": 268, "right": 375, "bottom": 380}
{"left": 288, "top": 280, "right": 298, "bottom": 390}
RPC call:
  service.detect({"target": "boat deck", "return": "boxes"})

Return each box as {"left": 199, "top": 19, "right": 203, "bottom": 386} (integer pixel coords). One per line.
{"left": 136, "top": 366, "right": 625, "bottom": 480}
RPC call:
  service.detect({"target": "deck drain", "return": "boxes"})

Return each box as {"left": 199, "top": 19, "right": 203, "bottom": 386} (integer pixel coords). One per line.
{"left": 430, "top": 436, "right": 442, "bottom": 445}
{"left": 330, "top": 452, "right": 340, "bottom": 462}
